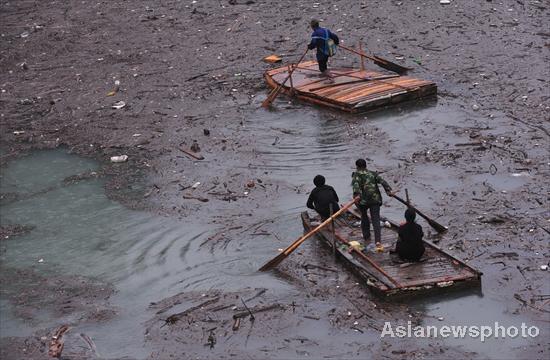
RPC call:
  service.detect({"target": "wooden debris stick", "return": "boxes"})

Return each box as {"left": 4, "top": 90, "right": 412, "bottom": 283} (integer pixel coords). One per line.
{"left": 49, "top": 325, "right": 70, "bottom": 358}
{"left": 232, "top": 304, "right": 283, "bottom": 319}
{"left": 288, "top": 65, "right": 294, "bottom": 94}
{"left": 240, "top": 298, "right": 255, "bottom": 321}
{"left": 245, "top": 289, "right": 267, "bottom": 302}
{"left": 163, "top": 297, "right": 220, "bottom": 326}
{"left": 359, "top": 42, "right": 365, "bottom": 71}
{"left": 80, "top": 333, "right": 100, "bottom": 357}
{"left": 262, "top": 49, "right": 309, "bottom": 108}
{"left": 232, "top": 317, "right": 241, "bottom": 331}
{"left": 180, "top": 147, "right": 204, "bottom": 160}
{"left": 303, "top": 263, "right": 337, "bottom": 272}
{"left": 182, "top": 194, "right": 209, "bottom": 202}
{"left": 259, "top": 198, "right": 358, "bottom": 271}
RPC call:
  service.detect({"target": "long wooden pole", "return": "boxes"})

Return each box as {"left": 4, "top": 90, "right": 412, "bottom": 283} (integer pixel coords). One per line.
{"left": 391, "top": 194, "right": 448, "bottom": 233}
{"left": 261, "top": 49, "right": 308, "bottom": 108}
{"left": 333, "top": 232, "right": 401, "bottom": 287}
{"left": 359, "top": 42, "right": 365, "bottom": 71}
{"left": 338, "top": 44, "right": 410, "bottom": 74}
{"left": 259, "top": 198, "right": 357, "bottom": 271}
{"left": 330, "top": 204, "right": 336, "bottom": 258}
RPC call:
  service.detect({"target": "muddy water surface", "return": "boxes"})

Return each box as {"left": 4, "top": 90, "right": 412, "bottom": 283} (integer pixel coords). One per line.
{"left": 0, "top": 102, "right": 545, "bottom": 359}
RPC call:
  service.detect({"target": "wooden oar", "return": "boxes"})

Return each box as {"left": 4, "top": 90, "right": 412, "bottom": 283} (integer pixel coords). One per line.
{"left": 333, "top": 232, "right": 401, "bottom": 287}
{"left": 259, "top": 198, "right": 358, "bottom": 271}
{"left": 261, "top": 49, "right": 309, "bottom": 108}
{"left": 339, "top": 44, "right": 410, "bottom": 74}
{"left": 390, "top": 193, "right": 448, "bottom": 233}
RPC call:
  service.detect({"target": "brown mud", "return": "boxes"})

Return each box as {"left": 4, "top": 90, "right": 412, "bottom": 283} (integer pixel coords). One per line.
{"left": 0, "top": 0, "right": 548, "bottom": 359}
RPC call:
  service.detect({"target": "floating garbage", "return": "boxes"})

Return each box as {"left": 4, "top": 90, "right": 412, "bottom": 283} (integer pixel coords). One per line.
{"left": 191, "top": 182, "right": 201, "bottom": 189}
{"left": 110, "top": 155, "right": 128, "bottom": 163}
{"left": 263, "top": 55, "right": 282, "bottom": 63}
{"left": 112, "top": 101, "right": 126, "bottom": 109}
{"left": 510, "top": 172, "right": 530, "bottom": 177}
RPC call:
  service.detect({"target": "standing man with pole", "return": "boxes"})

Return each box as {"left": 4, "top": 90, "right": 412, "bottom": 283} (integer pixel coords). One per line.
{"left": 308, "top": 19, "right": 339, "bottom": 78}
{"left": 351, "top": 159, "right": 394, "bottom": 252}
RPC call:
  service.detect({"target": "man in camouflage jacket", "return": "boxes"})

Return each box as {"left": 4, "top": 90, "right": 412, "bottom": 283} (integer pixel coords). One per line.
{"left": 351, "top": 159, "right": 394, "bottom": 247}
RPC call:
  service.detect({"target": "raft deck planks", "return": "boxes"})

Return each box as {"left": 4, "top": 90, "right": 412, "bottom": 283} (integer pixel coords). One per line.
{"left": 301, "top": 211, "right": 481, "bottom": 297}
{"left": 264, "top": 61, "right": 437, "bottom": 112}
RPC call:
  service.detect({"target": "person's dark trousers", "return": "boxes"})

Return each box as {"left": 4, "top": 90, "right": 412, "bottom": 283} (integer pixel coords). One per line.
{"left": 358, "top": 204, "right": 381, "bottom": 244}
{"left": 316, "top": 53, "right": 328, "bottom": 73}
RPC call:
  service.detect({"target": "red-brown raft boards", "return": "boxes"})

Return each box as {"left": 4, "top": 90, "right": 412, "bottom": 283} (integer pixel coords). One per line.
{"left": 264, "top": 60, "right": 436, "bottom": 112}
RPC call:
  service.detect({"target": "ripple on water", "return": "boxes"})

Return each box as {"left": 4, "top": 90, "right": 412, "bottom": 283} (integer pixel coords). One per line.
{"left": 0, "top": 150, "right": 297, "bottom": 358}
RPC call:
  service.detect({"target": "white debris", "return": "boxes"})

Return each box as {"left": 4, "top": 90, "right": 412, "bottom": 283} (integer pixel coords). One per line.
{"left": 510, "top": 172, "right": 530, "bottom": 177}
{"left": 192, "top": 182, "right": 201, "bottom": 189}
{"left": 112, "top": 101, "right": 126, "bottom": 109}
{"left": 110, "top": 155, "right": 128, "bottom": 163}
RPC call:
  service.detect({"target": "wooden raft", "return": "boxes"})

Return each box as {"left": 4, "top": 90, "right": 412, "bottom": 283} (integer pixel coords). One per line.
{"left": 301, "top": 211, "right": 481, "bottom": 297}
{"left": 264, "top": 60, "right": 437, "bottom": 112}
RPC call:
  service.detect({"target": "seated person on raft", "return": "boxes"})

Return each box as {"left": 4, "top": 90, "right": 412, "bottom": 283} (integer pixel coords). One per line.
{"left": 306, "top": 175, "right": 340, "bottom": 221}
{"left": 394, "top": 208, "right": 425, "bottom": 262}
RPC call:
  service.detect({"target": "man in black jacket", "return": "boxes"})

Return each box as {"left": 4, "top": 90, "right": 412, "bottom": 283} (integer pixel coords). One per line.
{"left": 306, "top": 175, "right": 340, "bottom": 220}
{"left": 395, "top": 208, "right": 425, "bottom": 262}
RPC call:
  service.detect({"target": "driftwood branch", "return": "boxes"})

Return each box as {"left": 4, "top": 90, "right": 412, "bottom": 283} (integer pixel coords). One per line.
{"left": 163, "top": 297, "right": 220, "bottom": 326}
{"left": 232, "top": 304, "right": 283, "bottom": 319}
{"left": 48, "top": 325, "right": 70, "bottom": 358}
